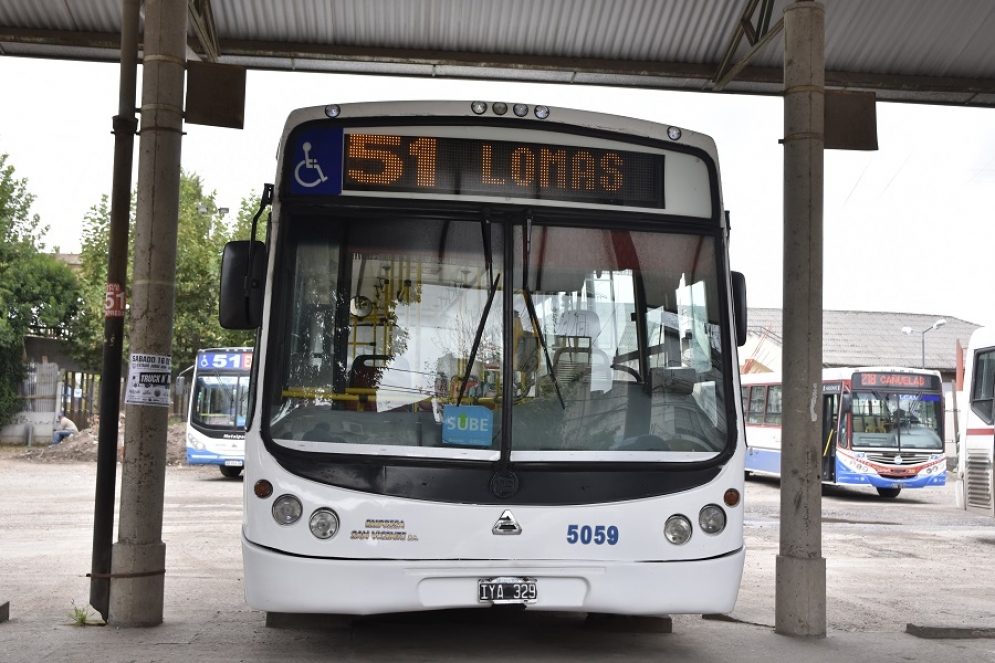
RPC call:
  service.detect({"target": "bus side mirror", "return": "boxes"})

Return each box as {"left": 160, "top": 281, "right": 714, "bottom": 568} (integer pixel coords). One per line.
{"left": 219, "top": 240, "right": 267, "bottom": 329}
{"left": 731, "top": 271, "right": 748, "bottom": 347}
{"left": 841, "top": 393, "right": 852, "bottom": 413}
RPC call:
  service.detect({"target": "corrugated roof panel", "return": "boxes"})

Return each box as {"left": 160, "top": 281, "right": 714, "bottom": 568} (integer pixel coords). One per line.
{"left": 2, "top": 0, "right": 995, "bottom": 105}
{"left": 0, "top": 1, "right": 75, "bottom": 30}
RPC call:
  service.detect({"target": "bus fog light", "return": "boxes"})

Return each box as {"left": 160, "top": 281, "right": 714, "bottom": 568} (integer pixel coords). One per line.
{"left": 272, "top": 494, "right": 303, "bottom": 526}
{"left": 699, "top": 504, "right": 727, "bottom": 534}
{"left": 309, "top": 508, "right": 340, "bottom": 539}
{"left": 664, "top": 515, "right": 692, "bottom": 545}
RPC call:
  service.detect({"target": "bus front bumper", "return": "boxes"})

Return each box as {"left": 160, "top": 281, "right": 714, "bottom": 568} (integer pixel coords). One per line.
{"left": 242, "top": 533, "right": 745, "bottom": 616}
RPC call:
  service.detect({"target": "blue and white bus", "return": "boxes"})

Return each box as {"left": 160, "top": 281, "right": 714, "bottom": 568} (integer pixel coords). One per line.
{"left": 742, "top": 367, "right": 947, "bottom": 498}
{"left": 186, "top": 347, "right": 253, "bottom": 478}
{"left": 219, "top": 100, "right": 749, "bottom": 617}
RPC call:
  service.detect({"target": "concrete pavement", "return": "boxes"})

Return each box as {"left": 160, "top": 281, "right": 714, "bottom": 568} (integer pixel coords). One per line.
{"left": 2, "top": 458, "right": 994, "bottom": 662}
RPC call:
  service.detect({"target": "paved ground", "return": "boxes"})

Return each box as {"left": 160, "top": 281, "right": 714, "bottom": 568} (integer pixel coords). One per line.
{"left": 1, "top": 456, "right": 994, "bottom": 662}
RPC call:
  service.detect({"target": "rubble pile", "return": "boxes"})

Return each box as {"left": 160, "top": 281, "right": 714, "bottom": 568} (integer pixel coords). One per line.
{"left": 17, "top": 414, "right": 188, "bottom": 465}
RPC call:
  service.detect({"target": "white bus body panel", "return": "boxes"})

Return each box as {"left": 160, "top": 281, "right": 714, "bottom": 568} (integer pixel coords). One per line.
{"left": 242, "top": 441, "right": 745, "bottom": 615}
{"left": 958, "top": 327, "right": 995, "bottom": 516}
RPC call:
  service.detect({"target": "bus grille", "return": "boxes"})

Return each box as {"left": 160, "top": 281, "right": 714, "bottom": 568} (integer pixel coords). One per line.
{"left": 864, "top": 451, "right": 933, "bottom": 465}
{"left": 965, "top": 451, "right": 993, "bottom": 510}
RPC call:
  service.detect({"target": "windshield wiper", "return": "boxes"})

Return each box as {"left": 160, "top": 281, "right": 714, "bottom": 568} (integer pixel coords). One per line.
{"left": 522, "top": 214, "right": 564, "bottom": 409}
{"left": 457, "top": 216, "right": 499, "bottom": 406}
{"left": 457, "top": 272, "right": 501, "bottom": 406}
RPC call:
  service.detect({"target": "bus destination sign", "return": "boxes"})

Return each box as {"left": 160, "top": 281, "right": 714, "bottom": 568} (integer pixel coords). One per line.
{"left": 288, "top": 128, "right": 666, "bottom": 208}
{"left": 851, "top": 372, "right": 941, "bottom": 391}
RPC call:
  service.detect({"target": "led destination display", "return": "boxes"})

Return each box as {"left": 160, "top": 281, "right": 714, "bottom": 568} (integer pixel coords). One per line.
{"left": 343, "top": 133, "right": 665, "bottom": 208}
{"left": 290, "top": 130, "right": 666, "bottom": 208}
{"left": 851, "top": 372, "right": 941, "bottom": 391}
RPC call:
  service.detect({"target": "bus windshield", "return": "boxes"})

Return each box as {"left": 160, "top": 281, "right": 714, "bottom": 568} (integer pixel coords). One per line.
{"left": 265, "top": 211, "right": 732, "bottom": 461}
{"left": 192, "top": 373, "right": 250, "bottom": 430}
{"left": 850, "top": 391, "right": 943, "bottom": 451}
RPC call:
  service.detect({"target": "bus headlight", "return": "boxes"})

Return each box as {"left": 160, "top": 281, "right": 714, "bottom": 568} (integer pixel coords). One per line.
{"left": 699, "top": 504, "right": 727, "bottom": 534}
{"left": 664, "top": 515, "right": 692, "bottom": 545}
{"left": 271, "top": 494, "right": 303, "bottom": 526}
{"left": 309, "top": 508, "right": 340, "bottom": 540}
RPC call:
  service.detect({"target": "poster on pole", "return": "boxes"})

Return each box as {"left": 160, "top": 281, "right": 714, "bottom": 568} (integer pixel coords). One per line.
{"left": 125, "top": 353, "right": 172, "bottom": 407}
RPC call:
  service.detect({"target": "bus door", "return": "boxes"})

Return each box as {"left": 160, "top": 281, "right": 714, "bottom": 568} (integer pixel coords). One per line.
{"left": 821, "top": 382, "right": 843, "bottom": 482}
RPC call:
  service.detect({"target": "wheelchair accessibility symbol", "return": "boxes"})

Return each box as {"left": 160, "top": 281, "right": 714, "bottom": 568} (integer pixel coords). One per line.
{"left": 294, "top": 142, "right": 328, "bottom": 188}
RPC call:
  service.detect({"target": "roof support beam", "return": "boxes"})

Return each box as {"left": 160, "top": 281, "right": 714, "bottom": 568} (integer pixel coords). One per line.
{"left": 2, "top": 28, "right": 995, "bottom": 104}
{"left": 714, "top": 17, "right": 783, "bottom": 91}
{"left": 187, "top": 0, "right": 220, "bottom": 62}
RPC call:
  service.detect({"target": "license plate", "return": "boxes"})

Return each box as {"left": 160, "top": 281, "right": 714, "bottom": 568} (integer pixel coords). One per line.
{"left": 478, "top": 577, "right": 537, "bottom": 604}
{"left": 223, "top": 460, "right": 243, "bottom": 467}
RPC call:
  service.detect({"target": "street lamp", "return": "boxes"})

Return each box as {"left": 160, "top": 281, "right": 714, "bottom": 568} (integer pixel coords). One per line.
{"left": 901, "top": 319, "right": 946, "bottom": 369}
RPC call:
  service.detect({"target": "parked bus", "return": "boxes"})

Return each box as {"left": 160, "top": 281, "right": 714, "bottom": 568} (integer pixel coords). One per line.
{"left": 741, "top": 367, "right": 947, "bottom": 498}
{"left": 218, "top": 101, "right": 749, "bottom": 617}
{"left": 186, "top": 347, "right": 253, "bottom": 478}
{"left": 955, "top": 327, "right": 994, "bottom": 516}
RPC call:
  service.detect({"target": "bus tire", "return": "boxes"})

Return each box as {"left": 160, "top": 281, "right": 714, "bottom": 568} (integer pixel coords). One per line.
{"left": 876, "top": 486, "right": 901, "bottom": 499}
{"left": 220, "top": 465, "right": 243, "bottom": 478}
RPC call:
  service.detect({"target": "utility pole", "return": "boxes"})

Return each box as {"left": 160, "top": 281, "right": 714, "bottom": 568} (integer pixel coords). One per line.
{"left": 107, "top": 0, "right": 187, "bottom": 627}
{"left": 89, "top": 0, "right": 139, "bottom": 621}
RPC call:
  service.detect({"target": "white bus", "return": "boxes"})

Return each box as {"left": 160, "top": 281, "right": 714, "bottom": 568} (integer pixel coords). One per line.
{"left": 741, "top": 367, "right": 947, "bottom": 498}
{"left": 956, "top": 327, "right": 994, "bottom": 516}
{"left": 218, "top": 101, "right": 749, "bottom": 617}
{"left": 186, "top": 347, "right": 253, "bottom": 478}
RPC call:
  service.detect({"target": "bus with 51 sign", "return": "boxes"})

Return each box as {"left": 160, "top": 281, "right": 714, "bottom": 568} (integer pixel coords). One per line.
{"left": 218, "top": 100, "right": 749, "bottom": 618}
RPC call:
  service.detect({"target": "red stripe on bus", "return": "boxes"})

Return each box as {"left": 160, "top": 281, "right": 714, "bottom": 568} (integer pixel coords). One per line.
{"left": 966, "top": 428, "right": 995, "bottom": 436}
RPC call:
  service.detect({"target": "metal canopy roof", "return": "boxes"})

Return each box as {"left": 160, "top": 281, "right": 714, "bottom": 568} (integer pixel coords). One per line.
{"left": 2, "top": 0, "right": 995, "bottom": 107}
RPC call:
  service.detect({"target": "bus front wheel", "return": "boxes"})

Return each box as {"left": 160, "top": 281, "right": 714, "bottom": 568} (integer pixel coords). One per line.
{"left": 876, "top": 486, "right": 901, "bottom": 499}
{"left": 220, "top": 465, "right": 243, "bottom": 478}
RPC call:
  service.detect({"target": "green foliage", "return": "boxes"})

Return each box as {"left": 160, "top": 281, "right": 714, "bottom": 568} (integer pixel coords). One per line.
{"left": 68, "top": 600, "right": 95, "bottom": 626}
{"left": 71, "top": 171, "right": 259, "bottom": 376}
{"left": 0, "top": 152, "right": 82, "bottom": 425}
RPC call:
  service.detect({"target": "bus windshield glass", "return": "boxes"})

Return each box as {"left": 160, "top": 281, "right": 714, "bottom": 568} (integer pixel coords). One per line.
{"left": 850, "top": 391, "right": 943, "bottom": 450}
{"left": 265, "top": 212, "right": 731, "bottom": 461}
{"left": 192, "top": 373, "right": 250, "bottom": 430}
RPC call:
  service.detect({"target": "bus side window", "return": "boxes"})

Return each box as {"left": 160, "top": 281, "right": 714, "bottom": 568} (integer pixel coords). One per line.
{"left": 747, "top": 386, "right": 765, "bottom": 424}
{"left": 971, "top": 348, "right": 995, "bottom": 425}
{"left": 764, "top": 386, "right": 782, "bottom": 425}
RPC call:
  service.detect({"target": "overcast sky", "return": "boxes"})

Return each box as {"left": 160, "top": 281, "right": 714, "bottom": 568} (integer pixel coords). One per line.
{"left": 1, "top": 56, "right": 993, "bottom": 330}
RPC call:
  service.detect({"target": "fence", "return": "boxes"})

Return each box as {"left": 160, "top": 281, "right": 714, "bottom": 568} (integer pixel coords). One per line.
{"left": 60, "top": 370, "right": 99, "bottom": 430}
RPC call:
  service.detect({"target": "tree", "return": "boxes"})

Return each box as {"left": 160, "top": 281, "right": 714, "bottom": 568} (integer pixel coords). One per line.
{"left": 65, "top": 195, "right": 128, "bottom": 370}
{"left": 0, "top": 152, "right": 82, "bottom": 425}
{"left": 71, "top": 170, "right": 257, "bottom": 377}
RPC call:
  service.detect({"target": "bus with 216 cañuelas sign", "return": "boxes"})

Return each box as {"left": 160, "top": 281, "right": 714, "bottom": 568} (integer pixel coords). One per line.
{"left": 741, "top": 366, "right": 947, "bottom": 498}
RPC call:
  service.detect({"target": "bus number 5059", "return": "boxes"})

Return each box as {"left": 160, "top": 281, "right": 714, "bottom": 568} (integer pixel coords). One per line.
{"left": 566, "top": 524, "right": 619, "bottom": 545}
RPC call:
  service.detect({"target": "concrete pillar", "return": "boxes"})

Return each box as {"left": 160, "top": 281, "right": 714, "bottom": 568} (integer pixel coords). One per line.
{"left": 776, "top": 0, "right": 826, "bottom": 638}
{"left": 107, "top": 0, "right": 187, "bottom": 627}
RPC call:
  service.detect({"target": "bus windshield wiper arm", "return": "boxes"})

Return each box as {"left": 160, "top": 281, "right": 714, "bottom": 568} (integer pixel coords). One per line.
{"left": 522, "top": 214, "right": 564, "bottom": 409}
{"left": 457, "top": 273, "right": 501, "bottom": 406}
{"left": 457, "top": 214, "right": 499, "bottom": 407}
